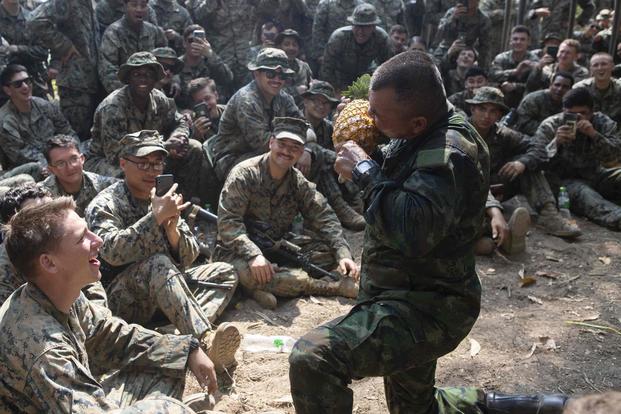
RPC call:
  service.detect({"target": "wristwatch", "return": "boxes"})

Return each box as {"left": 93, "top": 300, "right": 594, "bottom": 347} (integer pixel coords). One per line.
{"left": 352, "top": 159, "right": 379, "bottom": 185}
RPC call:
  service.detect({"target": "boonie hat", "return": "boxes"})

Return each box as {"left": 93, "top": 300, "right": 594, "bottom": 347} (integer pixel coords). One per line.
{"left": 247, "top": 48, "right": 294, "bottom": 73}
{"left": 465, "top": 86, "right": 509, "bottom": 113}
{"left": 272, "top": 117, "right": 310, "bottom": 145}
{"left": 118, "top": 51, "right": 166, "bottom": 84}
{"left": 151, "top": 47, "right": 184, "bottom": 74}
{"left": 119, "top": 130, "right": 169, "bottom": 157}
{"left": 347, "top": 4, "right": 381, "bottom": 26}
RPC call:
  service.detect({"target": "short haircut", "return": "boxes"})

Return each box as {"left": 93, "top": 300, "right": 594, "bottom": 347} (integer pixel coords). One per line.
{"left": 44, "top": 135, "right": 81, "bottom": 163}
{"left": 188, "top": 77, "right": 217, "bottom": 97}
{"left": 464, "top": 66, "right": 488, "bottom": 80}
{"left": 183, "top": 24, "right": 205, "bottom": 39}
{"left": 458, "top": 46, "right": 479, "bottom": 61}
{"left": 389, "top": 24, "right": 407, "bottom": 35}
{"left": 370, "top": 51, "right": 448, "bottom": 124}
{"left": 0, "top": 64, "right": 28, "bottom": 86}
{"left": 0, "top": 183, "right": 51, "bottom": 223}
{"left": 560, "top": 38, "right": 580, "bottom": 53}
{"left": 408, "top": 36, "right": 426, "bottom": 47}
{"left": 4, "top": 197, "right": 76, "bottom": 281}
{"left": 562, "top": 87, "right": 593, "bottom": 109}
{"left": 511, "top": 25, "right": 531, "bottom": 37}
{"left": 590, "top": 52, "right": 614, "bottom": 64}
{"left": 551, "top": 71, "right": 575, "bottom": 86}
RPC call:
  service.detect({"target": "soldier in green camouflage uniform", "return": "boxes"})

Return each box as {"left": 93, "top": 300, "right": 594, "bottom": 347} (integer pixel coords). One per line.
{"left": 467, "top": 87, "right": 580, "bottom": 237}
{"left": 311, "top": 0, "right": 365, "bottom": 63}
{"left": 447, "top": 66, "right": 488, "bottom": 116}
{"left": 151, "top": 0, "right": 193, "bottom": 53}
{"left": 289, "top": 50, "right": 570, "bottom": 414}
{"left": 27, "top": 0, "right": 101, "bottom": 140}
{"left": 434, "top": 0, "right": 492, "bottom": 69}
{"left": 40, "top": 135, "right": 118, "bottom": 217}
{"left": 189, "top": 0, "right": 273, "bottom": 89}
{"left": 275, "top": 29, "right": 313, "bottom": 104}
{"left": 0, "top": 65, "right": 76, "bottom": 172}
{"left": 213, "top": 117, "right": 359, "bottom": 309}
{"left": 573, "top": 52, "right": 621, "bottom": 123}
{"left": 526, "top": 39, "right": 589, "bottom": 93}
{"left": 86, "top": 132, "right": 239, "bottom": 338}
{"left": 515, "top": 71, "right": 573, "bottom": 135}
{"left": 527, "top": 0, "right": 594, "bottom": 41}
{"left": 320, "top": 4, "right": 394, "bottom": 93}
{"left": 95, "top": 0, "right": 159, "bottom": 37}
{"left": 0, "top": 197, "right": 228, "bottom": 412}
{"left": 531, "top": 87, "right": 621, "bottom": 230}
{"left": 98, "top": 5, "right": 167, "bottom": 93}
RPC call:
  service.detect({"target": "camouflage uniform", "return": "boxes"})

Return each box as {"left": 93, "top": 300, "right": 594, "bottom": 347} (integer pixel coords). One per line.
{"left": 311, "top": 0, "right": 364, "bottom": 60}
{"left": 0, "top": 4, "right": 49, "bottom": 99}
{"left": 448, "top": 89, "right": 473, "bottom": 116}
{"left": 98, "top": 17, "right": 167, "bottom": 93}
{"left": 573, "top": 77, "right": 621, "bottom": 124}
{"left": 284, "top": 58, "right": 313, "bottom": 103}
{"left": 40, "top": 170, "right": 118, "bottom": 216}
{"left": 320, "top": 26, "right": 394, "bottom": 91}
{"left": 525, "top": 62, "right": 589, "bottom": 93}
{"left": 367, "top": 0, "right": 405, "bottom": 28}
{"left": 177, "top": 52, "right": 234, "bottom": 109}
{"left": 479, "top": 0, "right": 518, "bottom": 59}
{"left": 189, "top": 0, "right": 273, "bottom": 88}
{"left": 27, "top": 0, "right": 101, "bottom": 139}
{"left": 86, "top": 180, "right": 238, "bottom": 337}
{"left": 209, "top": 80, "right": 301, "bottom": 181}
{"left": 86, "top": 85, "right": 190, "bottom": 177}
{"left": 514, "top": 89, "right": 562, "bottom": 135}
{"left": 151, "top": 0, "right": 193, "bottom": 53}
{"left": 490, "top": 50, "right": 540, "bottom": 108}
{"left": 434, "top": 7, "right": 492, "bottom": 69}
{"left": 95, "top": 0, "right": 159, "bottom": 38}
{"left": 289, "top": 109, "right": 489, "bottom": 413}
{"left": 0, "top": 284, "right": 195, "bottom": 412}
{"left": 0, "top": 97, "right": 75, "bottom": 169}
{"left": 213, "top": 153, "right": 352, "bottom": 295}
{"left": 443, "top": 68, "right": 467, "bottom": 97}
{"left": 527, "top": 0, "right": 594, "bottom": 40}
{"left": 532, "top": 112, "right": 621, "bottom": 229}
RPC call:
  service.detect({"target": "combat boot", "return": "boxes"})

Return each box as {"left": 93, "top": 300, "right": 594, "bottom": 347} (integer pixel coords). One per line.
{"left": 501, "top": 207, "right": 531, "bottom": 255}
{"left": 307, "top": 277, "right": 358, "bottom": 298}
{"left": 484, "top": 391, "right": 569, "bottom": 414}
{"left": 200, "top": 323, "right": 241, "bottom": 373}
{"left": 538, "top": 203, "right": 581, "bottom": 238}
{"left": 251, "top": 289, "right": 278, "bottom": 310}
{"left": 330, "top": 196, "right": 366, "bottom": 232}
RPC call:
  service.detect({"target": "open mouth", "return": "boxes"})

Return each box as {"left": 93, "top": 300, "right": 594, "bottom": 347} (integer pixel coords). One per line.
{"left": 89, "top": 257, "right": 100, "bottom": 268}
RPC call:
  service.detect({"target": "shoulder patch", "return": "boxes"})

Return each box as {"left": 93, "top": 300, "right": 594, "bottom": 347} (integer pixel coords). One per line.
{"left": 414, "top": 148, "right": 450, "bottom": 168}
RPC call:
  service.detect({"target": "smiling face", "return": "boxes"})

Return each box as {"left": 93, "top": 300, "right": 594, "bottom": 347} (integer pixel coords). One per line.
{"left": 253, "top": 69, "right": 287, "bottom": 99}
{"left": 268, "top": 137, "right": 304, "bottom": 172}
{"left": 120, "top": 151, "right": 166, "bottom": 199}
{"left": 47, "top": 146, "right": 85, "bottom": 191}
{"left": 558, "top": 42, "right": 577, "bottom": 66}
{"left": 457, "top": 49, "right": 476, "bottom": 68}
{"left": 279, "top": 37, "right": 300, "bottom": 60}
{"left": 548, "top": 75, "right": 572, "bottom": 102}
{"left": 2, "top": 70, "right": 32, "bottom": 107}
{"left": 352, "top": 25, "right": 375, "bottom": 44}
{"left": 510, "top": 31, "right": 530, "bottom": 53}
{"left": 590, "top": 54, "right": 613, "bottom": 83}
{"left": 127, "top": 66, "right": 157, "bottom": 98}
{"left": 303, "top": 94, "right": 333, "bottom": 121}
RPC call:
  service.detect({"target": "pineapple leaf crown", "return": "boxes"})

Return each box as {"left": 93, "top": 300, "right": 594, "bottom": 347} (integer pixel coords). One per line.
{"left": 342, "top": 74, "right": 371, "bottom": 100}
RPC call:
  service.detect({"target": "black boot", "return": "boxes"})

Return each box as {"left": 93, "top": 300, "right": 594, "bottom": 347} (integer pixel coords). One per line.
{"left": 485, "top": 392, "right": 569, "bottom": 414}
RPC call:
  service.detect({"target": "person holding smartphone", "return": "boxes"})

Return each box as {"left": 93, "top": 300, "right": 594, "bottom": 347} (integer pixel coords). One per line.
{"left": 526, "top": 39, "right": 589, "bottom": 93}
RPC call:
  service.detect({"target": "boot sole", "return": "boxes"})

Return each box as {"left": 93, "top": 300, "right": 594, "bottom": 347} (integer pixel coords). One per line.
{"left": 209, "top": 323, "right": 241, "bottom": 373}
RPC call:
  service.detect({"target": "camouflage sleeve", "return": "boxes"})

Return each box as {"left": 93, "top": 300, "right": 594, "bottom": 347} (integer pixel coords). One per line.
{"left": 26, "top": 0, "right": 74, "bottom": 57}
{"left": 217, "top": 169, "right": 263, "bottom": 261}
{"left": 497, "top": 125, "right": 537, "bottom": 168}
{"left": 320, "top": 32, "right": 340, "bottom": 90}
{"left": 165, "top": 98, "right": 191, "bottom": 139}
{"left": 0, "top": 119, "right": 46, "bottom": 166}
{"left": 11, "top": 44, "right": 49, "bottom": 65}
{"left": 529, "top": 116, "right": 558, "bottom": 170}
{"left": 205, "top": 52, "right": 234, "bottom": 87}
{"left": 47, "top": 100, "right": 77, "bottom": 137}
{"left": 189, "top": 0, "right": 219, "bottom": 23}
{"left": 490, "top": 55, "right": 515, "bottom": 83}
{"left": 377, "top": 32, "right": 395, "bottom": 65}
{"left": 435, "top": 8, "right": 457, "bottom": 47}
{"left": 148, "top": 5, "right": 159, "bottom": 25}
{"left": 232, "top": 96, "right": 272, "bottom": 155}
{"left": 515, "top": 95, "right": 541, "bottom": 135}
{"left": 311, "top": 0, "right": 329, "bottom": 59}
{"left": 89, "top": 101, "right": 128, "bottom": 167}
{"left": 485, "top": 190, "right": 502, "bottom": 210}
{"left": 296, "top": 173, "right": 352, "bottom": 260}
{"left": 590, "top": 116, "right": 621, "bottom": 163}
{"left": 98, "top": 29, "right": 124, "bottom": 94}
{"left": 525, "top": 65, "right": 546, "bottom": 93}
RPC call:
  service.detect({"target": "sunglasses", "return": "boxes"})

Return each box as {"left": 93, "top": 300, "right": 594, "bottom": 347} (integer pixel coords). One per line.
{"left": 8, "top": 77, "right": 32, "bottom": 88}
{"left": 261, "top": 69, "right": 291, "bottom": 80}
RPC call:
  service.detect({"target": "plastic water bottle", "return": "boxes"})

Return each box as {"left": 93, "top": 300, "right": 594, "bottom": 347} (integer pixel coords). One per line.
{"left": 203, "top": 203, "right": 217, "bottom": 250}
{"left": 291, "top": 213, "right": 304, "bottom": 234}
{"left": 241, "top": 334, "right": 297, "bottom": 353}
{"left": 558, "top": 187, "right": 571, "bottom": 218}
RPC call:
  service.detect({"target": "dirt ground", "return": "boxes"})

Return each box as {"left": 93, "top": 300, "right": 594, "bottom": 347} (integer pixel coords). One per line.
{"left": 184, "top": 217, "right": 621, "bottom": 413}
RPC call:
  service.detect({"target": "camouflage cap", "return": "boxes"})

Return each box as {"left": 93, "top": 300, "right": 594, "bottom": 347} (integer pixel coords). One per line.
{"left": 272, "top": 117, "right": 310, "bottom": 145}
{"left": 118, "top": 51, "right": 166, "bottom": 84}
{"left": 347, "top": 3, "right": 381, "bottom": 26}
{"left": 465, "top": 86, "right": 509, "bottom": 112}
{"left": 275, "top": 28, "right": 302, "bottom": 46}
{"left": 542, "top": 32, "right": 563, "bottom": 43}
{"left": 597, "top": 8, "right": 612, "bottom": 19}
{"left": 300, "top": 80, "right": 340, "bottom": 104}
{"left": 151, "top": 47, "right": 183, "bottom": 74}
{"left": 119, "top": 130, "right": 168, "bottom": 158}
{"left": 247, "top": 47, "right": 294, "bottom": 73}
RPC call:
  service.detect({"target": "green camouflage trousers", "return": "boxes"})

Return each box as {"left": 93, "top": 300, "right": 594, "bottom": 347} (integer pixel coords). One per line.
{"left": 289, "top": 300, "right": 486, "bottom": 414}
{"left": 107, "top": 254, "right": 238, "bottom": 338}
{"left": 491, "top": 169, "right": 556, "bottom": 212}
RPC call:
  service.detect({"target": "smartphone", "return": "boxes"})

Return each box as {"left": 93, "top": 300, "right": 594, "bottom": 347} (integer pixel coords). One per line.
{"left": 155, "top": 174, "right": 174, "bottom": 196}
{"left": 457, "top": 0, "right": 469, "bottom": 12}
{"left": 193, "top": 102, "right": 210, "bottom": 120}
{"left": 563, "top": 112, "right": 578, "bottom": 135}
{"left": 547, "top": 46, "right": 559, "bottom": 59}
{"left": 193, "top": 29, "right": 206, "bottom": 40}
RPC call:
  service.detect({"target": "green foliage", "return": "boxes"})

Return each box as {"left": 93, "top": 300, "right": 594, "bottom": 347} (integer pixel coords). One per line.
{"left": 342, "top": 74, "right": 371, "bottom": 100}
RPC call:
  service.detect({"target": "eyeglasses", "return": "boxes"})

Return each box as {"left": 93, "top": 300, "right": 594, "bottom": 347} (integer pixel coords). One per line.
{"left": 50, "top": 155, "right": 82, "bottom": 169}
{"left": 123, "top": 157, "right": 166, "bottom": 171}
{"left": 261, "top": 69, "right": 291, "bottom": 80}
{"left": 8, "top": 77, "right": 32, "bottom": 88}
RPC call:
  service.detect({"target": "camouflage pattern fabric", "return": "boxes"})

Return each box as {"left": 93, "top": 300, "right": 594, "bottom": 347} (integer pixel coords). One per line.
{"left": 527, "top": 0, "right": 594, "bottom": 40}
{"left": 479, "top": 0, "right": 518, "bottom": 59}
{"left": 98, "top": 17, "right": 167, "bottom": 93}
{"left": 490, "top": 50, "right": 540, "bottom": 108}
{"left": 209, "top": 80, "right": 302, "bottom": 181}
{"left": 283, "top": 58, "right": 313, "bottom": 103}
{"left": 151, "top": 0, "right": 193, "bottom": 53}
{"left": 40, "top": 170, "right": 119, "bottom": 216}
{"left": 86, "top": 85, "right": 190, "bottom": 177}
{"left": 448, "top": 89, "right": 473, "bottom": 116}
{"left": 434, "top": 8, "right": 492, "bottom": 69}
{"left": 177, "top": 52, "right": 234, "bottom": 109}
{"left": 443, "top": 68, "right": 466, "bottom": 97}
{"left": 0, "top": 97, "right": 76, "bottom": 169}
{"left": 514, "top": 89, "right": 562, "bottom": 135}
{"left": 310, "top": 0, "right": 365, "bottom": 60}
{"left": 289, "top": 110, "right": 489, "bottom": 412}
{"left": 563, "top": 171, "right": 621, "bottom": 230}
{"left": 0, "top": 284, "right": 194, "bottom": 412}
{"left": 86, "top": 181, "right": 236, "bottom": 336}
{"left": 573, "top": 77, "right": 621, "bottom": 124}
{"left": 95, "top": 0, "right": 159, "bottom": 38}
{"left": 56, "top": 86, "right": 102, "bottom": 140}
{"left": 525, "top": 62, "right": 589, "bottom": 93}
{"left": 320, "top": 26, "right": 394, "bottom": 92}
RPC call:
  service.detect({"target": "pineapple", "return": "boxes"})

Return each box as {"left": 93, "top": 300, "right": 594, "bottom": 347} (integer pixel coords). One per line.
{"left": 332, "top": 74, "right": 385, "bottom": 154}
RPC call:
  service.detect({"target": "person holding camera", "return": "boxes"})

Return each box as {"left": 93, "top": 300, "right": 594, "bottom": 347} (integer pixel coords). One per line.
{"left": 526, "top": 39, "right": 589, "bottom": 93}
{"left": 531, "top": 87, "right": 621, "bottom": 230}
{"left": 86, "top": 130, "right": 241, "bottom": 372}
